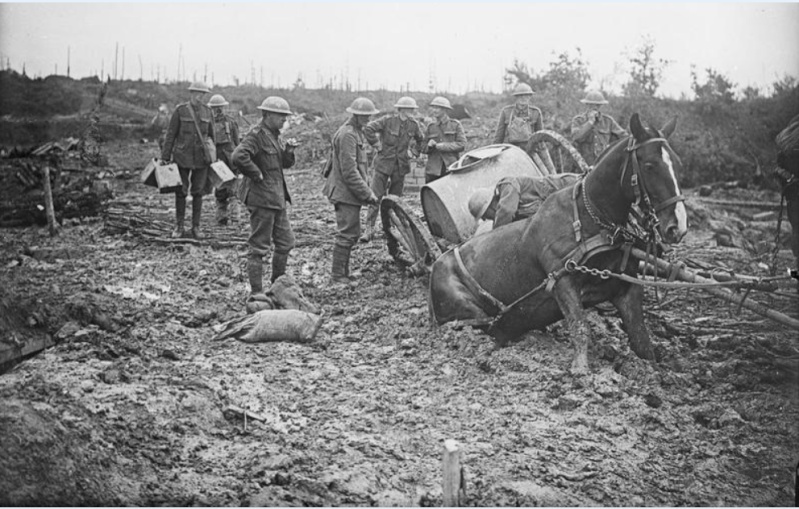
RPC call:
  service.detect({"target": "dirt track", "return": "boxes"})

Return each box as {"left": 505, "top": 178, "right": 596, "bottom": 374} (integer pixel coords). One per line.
{"left": 1, "top": 140, "right": 798, "bottom": 506}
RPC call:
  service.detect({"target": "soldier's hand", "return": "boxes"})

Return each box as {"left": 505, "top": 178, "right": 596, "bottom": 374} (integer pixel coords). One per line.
{"left": 427, "top": 139, "right": 437, "bottom": 149}
{"left": 367, "top": 192, "right": 379, "bottom": 206}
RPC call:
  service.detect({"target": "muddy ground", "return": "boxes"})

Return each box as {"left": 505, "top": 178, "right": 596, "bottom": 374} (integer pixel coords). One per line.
{"left": 1, "top": 139, "right": 798, "bottom": 506}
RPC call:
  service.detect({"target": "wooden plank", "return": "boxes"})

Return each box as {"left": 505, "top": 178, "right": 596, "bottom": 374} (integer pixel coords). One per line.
{"left": 0, "top": 334, "right": 55, "bottom": 372}
{"left": 694, "top": 198, "right": 783, "bottom": 210}
{"left": 633, "top": 247, "right": 799, "bottom": 331}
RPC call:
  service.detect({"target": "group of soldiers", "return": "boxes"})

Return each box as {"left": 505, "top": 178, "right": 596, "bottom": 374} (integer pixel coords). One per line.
{"left": 158, "top": 81, "right": 629, "bottom": 300}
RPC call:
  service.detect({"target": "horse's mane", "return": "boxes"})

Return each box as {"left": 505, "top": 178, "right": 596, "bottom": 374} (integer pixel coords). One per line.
{"left": 592, "top": 135, "right": 631, "bottom": 168}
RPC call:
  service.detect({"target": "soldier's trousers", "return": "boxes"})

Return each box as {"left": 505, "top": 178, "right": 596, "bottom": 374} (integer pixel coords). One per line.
{"left": 248, "top": 206, "right": 295, "bottom": 259}
{"left": 366, "top": 169, "right": 405, "bottom": 225}
{"left": 333, "top": 203, "right": 362, "bottom": 248}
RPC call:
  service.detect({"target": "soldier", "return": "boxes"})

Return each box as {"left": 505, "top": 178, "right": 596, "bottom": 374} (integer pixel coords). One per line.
{"left": 570, "top": 90, "right": 627, "bottom": 166}
{"left": 360, "top": 96, "right": 424, "bottom": 242}
{"left": 492, "top": 83, "right": 544, "bottom": 155}
{"left": 232, "top": 97, "right": 298, "bottom": 298}
{"left": 323, "top": 98, "right": 380, "bottom": 284}
{"left": 207, "top": 94, "right": 241, "bottom": 226}
{"left": 422, "top": 96, "right": 466, "bottom": 184}
{"left": 468, "top": 174, "right": 581, "bottom": 229}
{"left": 775, "top": 113, "right": 799, "bottom": 275}
{"left": 160, "top": 81, "right": 216, "bottom": 239}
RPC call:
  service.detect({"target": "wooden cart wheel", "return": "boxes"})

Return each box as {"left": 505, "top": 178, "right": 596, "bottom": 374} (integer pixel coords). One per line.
{"left": 530, "top": 129, "right": 590, "bottom": 174}
{"left": 380, "top": 195, "right": 442, "bottom": 275}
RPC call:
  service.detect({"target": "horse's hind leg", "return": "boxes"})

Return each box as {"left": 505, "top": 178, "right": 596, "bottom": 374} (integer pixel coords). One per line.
{"left": 553, "top": 277, "right": 592, "bottom": 375}
{"left": 611, "top": 283, "right": 656, "bottom": 361}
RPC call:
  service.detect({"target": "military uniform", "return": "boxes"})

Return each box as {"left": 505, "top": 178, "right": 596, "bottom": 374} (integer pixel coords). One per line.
{"left": 232, "top": 121, "right": 296, "bottom": 287}
{"left": 421, "top": 115, "right": 466, "bottom": 183}
{"left": 362, "top": 114, "right": 424, "bottom": 231}
{"left": 487, "top": 174, "right": 580, "bottom": 229}
{"left": 570, "top": 112, "right": 627, "bottom": 166}
{"left": 775, "top": 114, "right": 799, "bottom": 269}
{"left": 161, "top": 101, "right": 215, "bottom": 237}
{"left": 492, "top": 104, "right": 544, "bottom": 149}
{"left": 161, "top": 102, "right": 216, "bottom": 196}
{"left": 324, "top": 117, "right": 374, "bottom": 249}
{"left": 211, "top": 112, "right": 241, "bottom": 224}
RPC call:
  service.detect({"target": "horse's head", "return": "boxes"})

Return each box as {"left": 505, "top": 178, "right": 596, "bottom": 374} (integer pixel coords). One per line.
{"left": 628, "top": 113, "right": 688, "bottom": 244}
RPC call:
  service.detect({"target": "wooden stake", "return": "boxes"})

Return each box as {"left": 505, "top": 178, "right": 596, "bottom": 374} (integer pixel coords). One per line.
{"left": 443, "top": 439, "right": 465, "bottom": 506}
{"left": 42, "top": 165, "right": 59, "bottom": 236}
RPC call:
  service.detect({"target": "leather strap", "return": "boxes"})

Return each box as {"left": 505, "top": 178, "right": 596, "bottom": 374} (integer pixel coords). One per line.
{"left": 453, "top": 247, "right": 509, "bottom": 315}
{"left": 187, "top": 104, "right": 212, "bottom": 163}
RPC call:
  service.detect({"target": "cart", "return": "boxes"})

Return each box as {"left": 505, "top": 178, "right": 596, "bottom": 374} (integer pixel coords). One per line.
{"left": 379, "top": 130, "right": 589, "bottom": 274}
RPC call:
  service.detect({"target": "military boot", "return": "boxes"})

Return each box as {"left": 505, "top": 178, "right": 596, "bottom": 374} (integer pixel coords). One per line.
{"left": 247, "top": 254, "right": 265, "bottom": 297}
{"left": 216, "top": 199, "right": 229, "bottom": 226}
{"left": 270, "top": 252, "right": 289, "bottom": 283}
{"left": 330, "top": 245, "right": 351, "bottom": 284}
{"left": 172, "top": 194, "right": 186, "bottom": 238}
{"left": 190, "top": 195, "right": 204, "bottom": 240}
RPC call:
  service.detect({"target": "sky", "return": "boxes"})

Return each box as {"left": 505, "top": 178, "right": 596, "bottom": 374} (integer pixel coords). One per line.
{"left": 0, "top": 2, "right": 798, "bottom": 98}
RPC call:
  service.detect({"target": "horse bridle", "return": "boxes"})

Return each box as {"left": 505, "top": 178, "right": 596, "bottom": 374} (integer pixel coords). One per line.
{"left": 619, "top": 136, "right": 685, "bottom": 234}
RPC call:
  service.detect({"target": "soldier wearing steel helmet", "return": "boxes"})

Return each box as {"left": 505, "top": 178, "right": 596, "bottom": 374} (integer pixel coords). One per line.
{"left": 232, "top": 96, "right": 298, "bottom": 299}
{"left": 468, "top": 173, "right": 580, "bottom": 229}
{"left": 571, "top": 90, "right": 627, "bottom": 166}
{"left": 161, "top": 81, "right": 216, "bottom": 239}
{"left": 360, "top": 96, "right": 425, "bottom": 242}
{"left": 323, "top": 97, "right": 380, "bottom": 284}
{"left": 207, "top": 94, "right": 241, "bottom": 226}
{"left": 422, "top": 96, "right": 466, "bottom": 184}
{"left": 493, "top": 83, "right": 544, "bottom": 153}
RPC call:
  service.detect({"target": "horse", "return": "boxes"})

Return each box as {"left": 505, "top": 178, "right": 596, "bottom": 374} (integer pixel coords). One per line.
{"left": 428, "top": 113, "right": 688, "bottom": 374}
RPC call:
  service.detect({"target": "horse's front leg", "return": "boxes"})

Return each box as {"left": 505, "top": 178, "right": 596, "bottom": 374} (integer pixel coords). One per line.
{"left": 553, "top": 276, "right": 592, "bottom": 374}
{"left": 611, "top": 282, "right": 656, "bottom": 361}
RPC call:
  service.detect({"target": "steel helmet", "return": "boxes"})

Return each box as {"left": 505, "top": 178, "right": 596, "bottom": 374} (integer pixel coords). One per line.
{"left": 207, "top": 94, "right": 229, "bottom": 107}
{"left": 581, "top": 90, "right": 609, "bottom": 105}
{"left": 512, "top": 83, "right": 535, "bottom": 96}
{"left": 394, "top": 96, "right": 419, "bottom": 109}
{"left": 257, "top": 96, "right": 292, "bottom": 115}
{"left": 429, "top": 96, "right": 453, "bottom": 110}
{"left": 346, "top": 97, "right": 379, "bottom": 115}
{"left": 188, "top": 81, "right": 211, "bottom": 93}
{"left": 468, "top": 188, "right": 495, "bottom": 220}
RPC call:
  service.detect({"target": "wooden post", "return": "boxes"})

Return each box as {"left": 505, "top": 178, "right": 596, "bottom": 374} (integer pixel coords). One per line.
{"left": 632, "top": 247, "right": 799, "bottom": 331}
{"left": 42, "top": 165, "right": 59, "bottom": 236}
{"left": 443, "top": 439, "right": 465, "bottom": 506}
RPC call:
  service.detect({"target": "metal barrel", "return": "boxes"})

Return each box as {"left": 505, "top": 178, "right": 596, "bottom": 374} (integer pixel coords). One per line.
{"left": 421, "top": 144, "right": 547, "bottom": 244}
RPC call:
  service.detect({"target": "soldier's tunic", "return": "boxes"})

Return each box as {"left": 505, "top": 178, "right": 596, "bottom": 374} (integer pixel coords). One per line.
{"left": 232, "top": 122, "right": 295, "bottom": 257}
{"left": 363, "top": 114, "right": 424, "bottom": 197}
{"left": 775, "top": 113, "right": 799, "bottom": 267}
{"left": 421, "top": 115, "right": 466, "bottom": 183}
{"left": 570, "top": 111, "right": 627, "bottom": 166}
{"left": 212, "top": 112, "right": 241, "bottom": 203}
{"left": 492, "top": 104, "right": 544, "bottom": 149}
{"left": 487, "top": 174, "right": 580, "bottom": 229}
{"left": 324, "top": 117, "right": 373, "bottom": 248}
{"left": 161, "top": 101, "right": 216, "bottom": 195}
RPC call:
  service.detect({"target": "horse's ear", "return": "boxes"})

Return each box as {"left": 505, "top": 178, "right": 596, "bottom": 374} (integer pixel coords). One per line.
{"left": 660, "top": 116, "right": 678, "bottom": 139}
{"left": 629, "top": 113, "right": 646, "bottom": 142}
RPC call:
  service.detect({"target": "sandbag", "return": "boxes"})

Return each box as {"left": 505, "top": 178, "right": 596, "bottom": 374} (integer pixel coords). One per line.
{"left": 214, "top": 310, "right": 323, "bottom": 343}
{"left": 270, "top": 274, "right": 321, "bottom": 314}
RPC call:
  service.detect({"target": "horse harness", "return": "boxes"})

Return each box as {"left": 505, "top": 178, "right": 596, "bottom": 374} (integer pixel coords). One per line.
{"left": 452, "top": 136, "right": 686, "bottom": 323}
